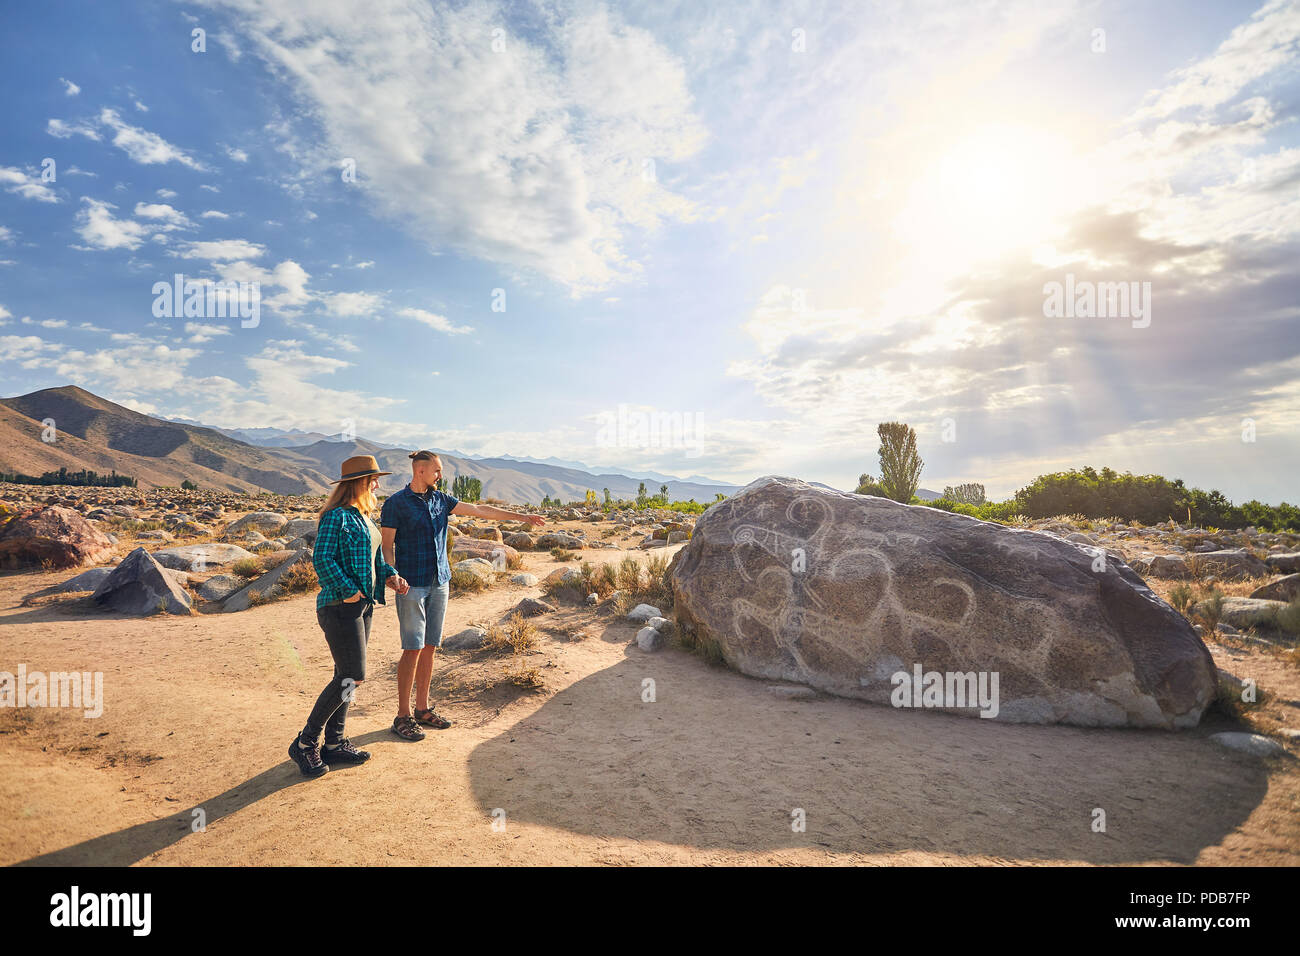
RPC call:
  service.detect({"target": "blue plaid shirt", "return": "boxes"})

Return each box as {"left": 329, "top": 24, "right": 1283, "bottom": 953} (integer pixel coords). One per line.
{"left": 313, "top": 505, "right": 398, "bottom": 609}
{"left": 379, "top": 485, "right": 460, "bottom": 588}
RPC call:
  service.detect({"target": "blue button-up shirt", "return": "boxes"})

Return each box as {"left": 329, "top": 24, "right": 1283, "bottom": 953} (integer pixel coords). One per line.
{"left": 379, "top": 485, "right": 460, "bottom": 588}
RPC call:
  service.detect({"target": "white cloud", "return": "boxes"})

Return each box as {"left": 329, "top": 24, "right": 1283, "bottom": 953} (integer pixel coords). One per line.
{"left": 226, "top": 147, "right": 249, "bottom": 163}
{"left": 0, "top": 166, "right": 59, "bottom": 203}
{"left": 21, "top": 317, "right": 68, "bottom": 328}
{"left": 177, "top": 238, "right": 266, "bottom": 261}
{"left": 133, "top": 98, "right": 149, "bottom": 112}
{"left": 1134, "top": 0, "right": 1300, "bottom": 120}
{"left": 46, "top": 118, "right": 98, "bottom": 141}
{"left": 133, "top": 202, "right": 193, "bottom": 229}
{"left": 65, "top": 165, "right": 97, "bottom": 177}
{"left": 200, "top": 184, "right": 220, "bottom": 193}
{"left": 200, "top": 210, "right": 231, "bottom": 219}
{"left": 396, "top": 307, "right": 473, "bottom": 335}
{"left": 59, "top": 77, "right": 80, "bottom": 96}
{"left": 74, "top": 197, "right": 149, "bottom": 250}
{"left": 354, "top": 260, "right": 374, "bottom": 269}
{"left": 185, "top": 322, "right": 233, "bottom": 343}
{"left": 214, "top": 0, "right": 705, "bottom": 292}
{"left": 0, "top": 303, "right": 10, "bottom": 320}
{"left": 156, "top": 188, "right": 179, "bottom": 199}
{"left": 98, "top": 108, "right": 207, "bottom": 169}
{"left": 322, "top": 291, "right": 383, "bottom": 317}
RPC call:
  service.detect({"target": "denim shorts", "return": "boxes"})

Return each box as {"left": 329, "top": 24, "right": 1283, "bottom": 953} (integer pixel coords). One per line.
{"left": 395, "top": 582, "right": 450, "bottom": 650}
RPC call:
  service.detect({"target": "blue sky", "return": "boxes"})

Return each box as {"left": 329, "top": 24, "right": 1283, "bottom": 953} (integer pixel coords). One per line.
{"left": 1, "top": 0, "right": 1297, "bottom": 502}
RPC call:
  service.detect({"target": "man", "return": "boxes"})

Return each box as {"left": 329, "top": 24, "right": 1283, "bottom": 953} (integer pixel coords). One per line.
{"left": 380, "top": 450, "right": 545, "bottom": 740}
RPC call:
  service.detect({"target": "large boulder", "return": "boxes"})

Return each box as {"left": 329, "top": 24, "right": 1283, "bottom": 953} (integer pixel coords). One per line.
{"left": 224, "top": 511, "right": 289, "bottom": 536}
{"left": 450, "top": 538, "right": 519, "bottom": 566}
{"left": 151, "top": 543, "right": 256, "bottom": 571}
{"left": 1195, "top": 597, "right": 1289, "bottom": 631}
{"left": 92, "top": 547, "right": 192, "bottom": 615}
{"left": 0, "top": 506, "right": 115, "bottom": 569}
{"left": 1190, "top": 549, "right": 1269, "bottom": 579}
{"left": 1265, "top": 553, "right": 1300, "bottom": 573}
{"left": 537, "top": 532, "right": 584, "bottom": 550}
{"left": 668, "top": 477, "right": 1217, "bottom": 729}
{"left": 1250, "top": 574, "right": 1300, "bottom": 602}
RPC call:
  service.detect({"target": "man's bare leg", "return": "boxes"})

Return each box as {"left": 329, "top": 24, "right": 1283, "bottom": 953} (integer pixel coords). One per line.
{"left": 414, "top": 645, "right": 438, "bottom": 713}
{"left": 397, "top": 648, "right": 422, "bottom": 719}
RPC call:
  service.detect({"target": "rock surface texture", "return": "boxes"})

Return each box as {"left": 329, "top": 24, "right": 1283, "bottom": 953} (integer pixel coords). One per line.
{"left": 668, "top": 477, "right": 1217, "bottom": 729}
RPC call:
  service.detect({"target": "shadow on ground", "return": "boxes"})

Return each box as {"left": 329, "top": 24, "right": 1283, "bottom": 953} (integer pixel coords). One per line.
{"left": 464, "top": 635, "right": 1269, "bottom": 863}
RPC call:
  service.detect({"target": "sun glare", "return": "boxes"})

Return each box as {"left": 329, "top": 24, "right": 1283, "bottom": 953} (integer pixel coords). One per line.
{"left": 895, "top": 123, "right": 1079, "bottom": 270}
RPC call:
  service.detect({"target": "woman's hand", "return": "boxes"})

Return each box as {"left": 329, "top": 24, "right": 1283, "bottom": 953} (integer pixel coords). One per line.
{"left": 387, "top": 575, "right": 410, "bottom": 595}
{"left": 342, "top": 591, "right": 363, "bottom": 603}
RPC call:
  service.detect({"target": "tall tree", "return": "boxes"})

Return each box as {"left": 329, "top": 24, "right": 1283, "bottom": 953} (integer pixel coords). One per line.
{"left": 876, "top": 422, "right": 924, "bottom": 503}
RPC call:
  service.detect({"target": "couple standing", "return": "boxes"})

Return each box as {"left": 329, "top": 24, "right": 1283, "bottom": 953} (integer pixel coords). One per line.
{"left": 289, "top": 449, "right": 545, "bottom": 777}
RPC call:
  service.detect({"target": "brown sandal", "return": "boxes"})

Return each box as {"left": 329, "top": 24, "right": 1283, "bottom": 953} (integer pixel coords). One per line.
{"left": 414, "top": 707, "right": 452, "bottom": 730}
{"left": 391, "top": 715, "right": 426, "bottom": 740}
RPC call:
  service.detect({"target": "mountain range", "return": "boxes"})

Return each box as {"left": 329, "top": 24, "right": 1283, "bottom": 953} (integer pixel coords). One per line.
{"left": 0, "top": 386, "right": 747, "bottom": 502}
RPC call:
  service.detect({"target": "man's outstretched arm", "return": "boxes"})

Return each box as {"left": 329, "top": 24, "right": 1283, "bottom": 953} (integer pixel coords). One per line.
{"left": 452, "top": 501, "right": 545, "bottom": 528}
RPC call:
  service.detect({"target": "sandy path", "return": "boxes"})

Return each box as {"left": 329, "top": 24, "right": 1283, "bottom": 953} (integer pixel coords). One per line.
{"left": 1, "top": 542, "right": 1297, "bottom": 866}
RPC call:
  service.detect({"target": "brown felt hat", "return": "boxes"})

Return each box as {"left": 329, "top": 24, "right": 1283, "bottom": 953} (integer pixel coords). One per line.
{"left": 331, "top": 454, "right": 392, "bottom": 483}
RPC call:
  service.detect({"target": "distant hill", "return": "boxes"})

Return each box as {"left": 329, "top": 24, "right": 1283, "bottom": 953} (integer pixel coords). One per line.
{"left": 0, "top": 386, "right": 745, "bottom": 503}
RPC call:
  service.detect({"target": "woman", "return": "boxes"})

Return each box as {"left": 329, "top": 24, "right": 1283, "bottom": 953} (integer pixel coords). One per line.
{"left": 289, "top": 455, "right": 409, "bottom": 778}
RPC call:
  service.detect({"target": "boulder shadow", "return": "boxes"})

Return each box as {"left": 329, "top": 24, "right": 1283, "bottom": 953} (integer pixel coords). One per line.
{"left": 466, "top": 647, "right": 1269, "bottom": 863}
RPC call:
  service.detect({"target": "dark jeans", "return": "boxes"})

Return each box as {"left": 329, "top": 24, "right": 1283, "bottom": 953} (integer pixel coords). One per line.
{"left": 301, "top": 600, "right": 372, "bottom": 746}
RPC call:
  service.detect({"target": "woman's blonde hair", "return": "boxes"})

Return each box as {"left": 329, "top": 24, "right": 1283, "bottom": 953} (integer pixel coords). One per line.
{"left": 318, "top": 475, "right": 379, "bottom": 520}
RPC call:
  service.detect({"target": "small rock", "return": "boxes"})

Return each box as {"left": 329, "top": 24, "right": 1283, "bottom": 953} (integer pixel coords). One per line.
{"left": 636, "top": 626, "right": 665, "bottom": 651}
{"left": 1209, "top": 732, "right": 1286, "bottom": 758}
{"left": 443, "top": 626, "right": 487, "bottom": 651}
{"left": 627, "top": 603, "right": 662, "bottom": 622}
{"left": 512, "top": 597, "right": 556, "bottom": 617}
{"left": 510, "top": 573, "right": 539, "bottom": 586}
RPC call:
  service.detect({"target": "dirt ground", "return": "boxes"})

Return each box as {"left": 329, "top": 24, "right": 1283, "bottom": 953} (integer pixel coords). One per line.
{"left": 1, "top": 523, "right": 1298, "bottom": 867}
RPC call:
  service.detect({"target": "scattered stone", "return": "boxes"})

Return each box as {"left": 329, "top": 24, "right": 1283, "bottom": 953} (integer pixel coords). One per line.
{"left": 281, "top": 518, "right": 318, "bottom": 540}
{"left": 224, "top": 511, "right": 289, "bottom": 536}
{"left": 453, "top": 558, "right": 496, "bottom": 585}
{"left": 1208, "top": 732, "right": 1285, "bottom": 758}
{"left": 512, "top": 597, "right": 556, "bottom": 617}
{"left": 537, "top": 532, "right": 584, "bottom": 550}
{"left": 1190, "top": 549, "right": 1270, "bottom": 579}
{"left": 92, "top": 547, "right": 192, "bottom": 615}
{"left": 504, "top": 532, "right": 534, "bottom": 549}
{"left": 636, "top": 626, "right": 665, "bottom": 651}
{"left": 1195, "top": 597, "right": 1287, "bottom": 630}
{"left": 151, "top": 543, "right": 257, "bottom": 571}
{"left": 1250, "top": 574, "right": 1300, "bottom": 602}
{"left": 58, "top": 567, "right": 115, "bottom": 592}
{"left": 443, "top": 626, "right": 487, "bottom": 651}
{"left": 586, "top": 592, "right": 599, "bottom": 604}
{"left": 197, "top": 574, "right": 246, "bottom": 602}
{"left": 510, "top": 573, "right": 539, "bottom": 586}
{"left": 1265, "top": 553, "right": 1300, "bottom": 573}
{"left": 627, "top": 603, "right": 663, "bottom": 623}
{"left": 0, "top": 505, "right": 115, "bottom": 569}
